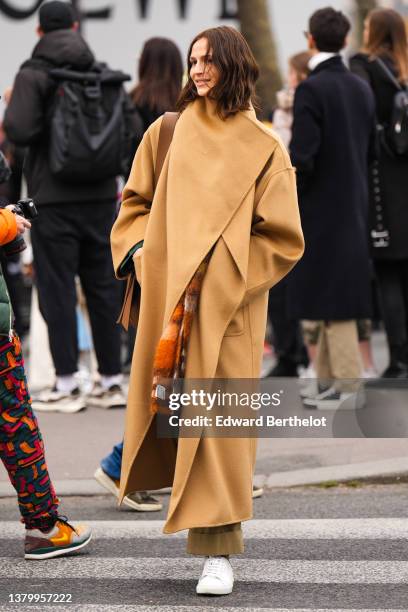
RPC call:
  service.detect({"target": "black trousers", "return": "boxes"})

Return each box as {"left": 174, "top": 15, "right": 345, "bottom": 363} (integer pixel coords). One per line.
{"left": 268, "top": 279, "right": 307, "bottom": 367}
{"left": 375, "top": 259, "right": 408, "bottom": 355}
{"left": 31, "top": 201, "right": 122, "bottom": 376}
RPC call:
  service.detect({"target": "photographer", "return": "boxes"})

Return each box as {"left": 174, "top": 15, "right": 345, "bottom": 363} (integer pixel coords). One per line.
{"left": 0, "top": 205, "right": 92, "bottom": 559}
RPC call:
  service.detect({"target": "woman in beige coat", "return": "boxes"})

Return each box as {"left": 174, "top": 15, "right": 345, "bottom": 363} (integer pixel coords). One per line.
{"left": 111, "top": 26, "right": 304, "bottom": 596}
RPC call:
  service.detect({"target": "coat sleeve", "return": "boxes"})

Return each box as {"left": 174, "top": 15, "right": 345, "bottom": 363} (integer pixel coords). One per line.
{"left": 111, "top": 121, "right": 159, "bottom": 278}
{"left": 289, "top": 81, "right": 322, "bottom": 195}
{"left": 243, "top": 153, "right": 304, "bottom": 305}
{"left": 0, "top": 209, "right": 17, "bottom": 245}
{"left": 3, "top": 69, "right": 49, "bottom": 146}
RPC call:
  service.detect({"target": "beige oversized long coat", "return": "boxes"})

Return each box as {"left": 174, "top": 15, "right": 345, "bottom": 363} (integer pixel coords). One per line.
{"left": 111, "top": 97, "right": 304, "bottom": 534}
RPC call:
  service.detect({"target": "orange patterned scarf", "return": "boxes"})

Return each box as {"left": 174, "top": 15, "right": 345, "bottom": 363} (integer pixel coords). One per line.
{"left": 151, "top": 254, "right": 210, "bottom": 414}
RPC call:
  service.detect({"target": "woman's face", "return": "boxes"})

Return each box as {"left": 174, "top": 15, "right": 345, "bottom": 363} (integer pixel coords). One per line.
{"left": 189, "top": 37, "right": 220, "bottom": 97}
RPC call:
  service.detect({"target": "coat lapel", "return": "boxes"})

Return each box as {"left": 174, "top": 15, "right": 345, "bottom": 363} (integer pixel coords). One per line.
{"left": 158, "top": 98, "right": 276, "bottom": 324}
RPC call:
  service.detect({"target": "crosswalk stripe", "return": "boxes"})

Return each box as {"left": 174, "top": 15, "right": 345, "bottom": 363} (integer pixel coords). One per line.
{"left": 1, "top": 518, "right": 408, "bottom": 539}
{"left": 4, "top": 536, "right": 408, "bottom": 561}
{"left": 0, "top": 608, "right": 404, "bottom": 612}
{"left": 1, "top": 557, "right": 407, "bottom": 583}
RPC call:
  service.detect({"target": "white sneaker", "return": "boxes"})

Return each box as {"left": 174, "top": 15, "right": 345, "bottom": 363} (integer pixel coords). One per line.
{"left": 362, "top": 367, "right": 378, "bottom": 379}
{"left": 87, "top": 383, "right": 126, "bottom": 409}
{"left": 196, "top": 556, "right": 234, "bottom": 595}
{"left": 299, "top": 364, "right": 316, "bottom": 379}
{"left": 299, "top": 380, "right": 319, "bottom": 399}
{"left": 32, "top": 387, "right": 86, "bottom": 413}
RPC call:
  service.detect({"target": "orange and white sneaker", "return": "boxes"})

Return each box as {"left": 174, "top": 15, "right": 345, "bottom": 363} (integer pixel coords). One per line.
{"left": 24, "top": 517, "right": 92, "bottom": 560}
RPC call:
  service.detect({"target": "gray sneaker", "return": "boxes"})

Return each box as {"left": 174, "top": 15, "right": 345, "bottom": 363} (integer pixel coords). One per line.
{"left": 124, "top": 491, "right": 163, "bottom": 512}
{"left": 87, "top": 383, "right": 126, "bottom": 409}
{"left": 94, "top": 467, "right": 162, "bottom": 512}
{"left": 303, "top": 386, "right": 365, "bottom": 410}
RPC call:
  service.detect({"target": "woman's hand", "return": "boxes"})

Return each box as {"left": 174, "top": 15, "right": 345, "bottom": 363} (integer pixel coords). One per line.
{"left": 133, "top": 247, "right": 144, "bottom": 259}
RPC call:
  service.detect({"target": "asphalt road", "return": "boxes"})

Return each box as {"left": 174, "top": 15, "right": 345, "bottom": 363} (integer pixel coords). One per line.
{"left": 1, "top": 485, "right": 408, "bottom": 611}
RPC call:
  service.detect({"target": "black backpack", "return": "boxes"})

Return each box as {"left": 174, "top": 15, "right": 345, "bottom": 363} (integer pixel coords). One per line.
{"left": 47, "top": 63, "right": 143, "bottom": 182}
{"left": 376, "top": 57, "right": 408, "bottom": 156}
{"left": 22, "top": 58, "right": 143, "bottom": 182}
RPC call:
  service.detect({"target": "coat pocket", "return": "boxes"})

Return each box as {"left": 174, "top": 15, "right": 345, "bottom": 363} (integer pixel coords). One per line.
{"left": 224, "top": 305, "right": 245, "bottom": 336}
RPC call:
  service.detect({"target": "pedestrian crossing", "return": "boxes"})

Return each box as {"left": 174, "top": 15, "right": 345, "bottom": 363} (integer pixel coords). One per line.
{"left": 0, "top": 518, "right": 407, "bottom": 611}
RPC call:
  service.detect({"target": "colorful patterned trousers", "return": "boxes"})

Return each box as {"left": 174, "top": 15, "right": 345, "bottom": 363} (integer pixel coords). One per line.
{"left": 0, "top": 335, "right": 59, "bottom": 527}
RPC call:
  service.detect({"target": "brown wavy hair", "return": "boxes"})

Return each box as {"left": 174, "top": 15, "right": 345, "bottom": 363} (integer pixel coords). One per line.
{"left": 289, "top": 51, "right": 313, "bottom": 82}
{"left": 177, "top": 26, "right": 259, "bottom": 119}
{"left": 365, "top": 8, "right": 408, "bottom": 83}
{"left": 131, "top": 37, "right": 183, "bottom": 115}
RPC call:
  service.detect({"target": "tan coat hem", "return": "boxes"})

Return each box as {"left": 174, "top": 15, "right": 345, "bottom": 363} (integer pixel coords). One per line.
{"left": 162, "top": 514, "right": 253, "bottom": 534}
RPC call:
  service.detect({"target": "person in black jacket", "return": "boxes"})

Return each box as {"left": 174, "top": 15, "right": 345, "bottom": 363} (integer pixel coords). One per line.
{"left": 350, "top": 8, "right": 408, "bottom": 379}
{"left": 288, "top": 7, "right": 376, "bottom": 409}
{"left": 4, "top": 1, "right": 125, "bottom": 412}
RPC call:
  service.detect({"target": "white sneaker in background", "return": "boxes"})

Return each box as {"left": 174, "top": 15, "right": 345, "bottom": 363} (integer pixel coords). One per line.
{"left": 74, "top": 367, "right": 94, "bottom": 395}
{"left": 196, "top": 556, "right": 234, "bottom": 595}
{"left": 299, "top": 364, "right": 317, "bottom": 380}
{"left": 32, "top": 387, "right": 86, "bottom": 413}
{"left": 362, "top": 367, "right": 378, "bottom": 379}
{"left": 299, "top": 380, "right": 319, "bottom": 399}
{"left": 86, "top": 382, "right": 127, "bottom": 409}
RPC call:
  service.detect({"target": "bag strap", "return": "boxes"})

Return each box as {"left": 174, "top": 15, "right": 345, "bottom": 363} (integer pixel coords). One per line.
{"left": 117, "top": 272, "right": 140, "bottom": 331}
{"left": 154, "top": 111, "right": 179, "bottom": 186}
{"left": 375, "top": 57, "right": 404, "bottom": 91}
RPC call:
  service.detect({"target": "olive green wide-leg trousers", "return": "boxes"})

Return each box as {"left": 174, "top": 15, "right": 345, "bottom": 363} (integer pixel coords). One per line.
{"left": 170, "top": 439, "right": 244, "bottom": 555}
{"left": 187, "top": 522, "right": 243, "bottom": 555}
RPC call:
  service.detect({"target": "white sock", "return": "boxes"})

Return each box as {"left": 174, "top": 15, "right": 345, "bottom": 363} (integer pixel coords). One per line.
{"left": 56, "top": 374, "right": 77, "bottom": 394}
{"left": 100, "top": 374, "right": 123, "bottom": 390}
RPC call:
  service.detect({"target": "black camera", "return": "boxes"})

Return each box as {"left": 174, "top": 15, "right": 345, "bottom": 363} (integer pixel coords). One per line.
{"left": 3, "top": 198, "right": 38, "bottom": 257}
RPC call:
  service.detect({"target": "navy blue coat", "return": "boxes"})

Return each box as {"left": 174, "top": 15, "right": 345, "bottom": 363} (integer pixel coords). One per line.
{"left": 288, "top": 56, "right": 375, "bottom": 320}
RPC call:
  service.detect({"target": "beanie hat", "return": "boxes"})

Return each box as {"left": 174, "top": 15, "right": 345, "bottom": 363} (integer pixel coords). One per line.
{"left": 39, "top": 1, "right": 75, "bottom": 33}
